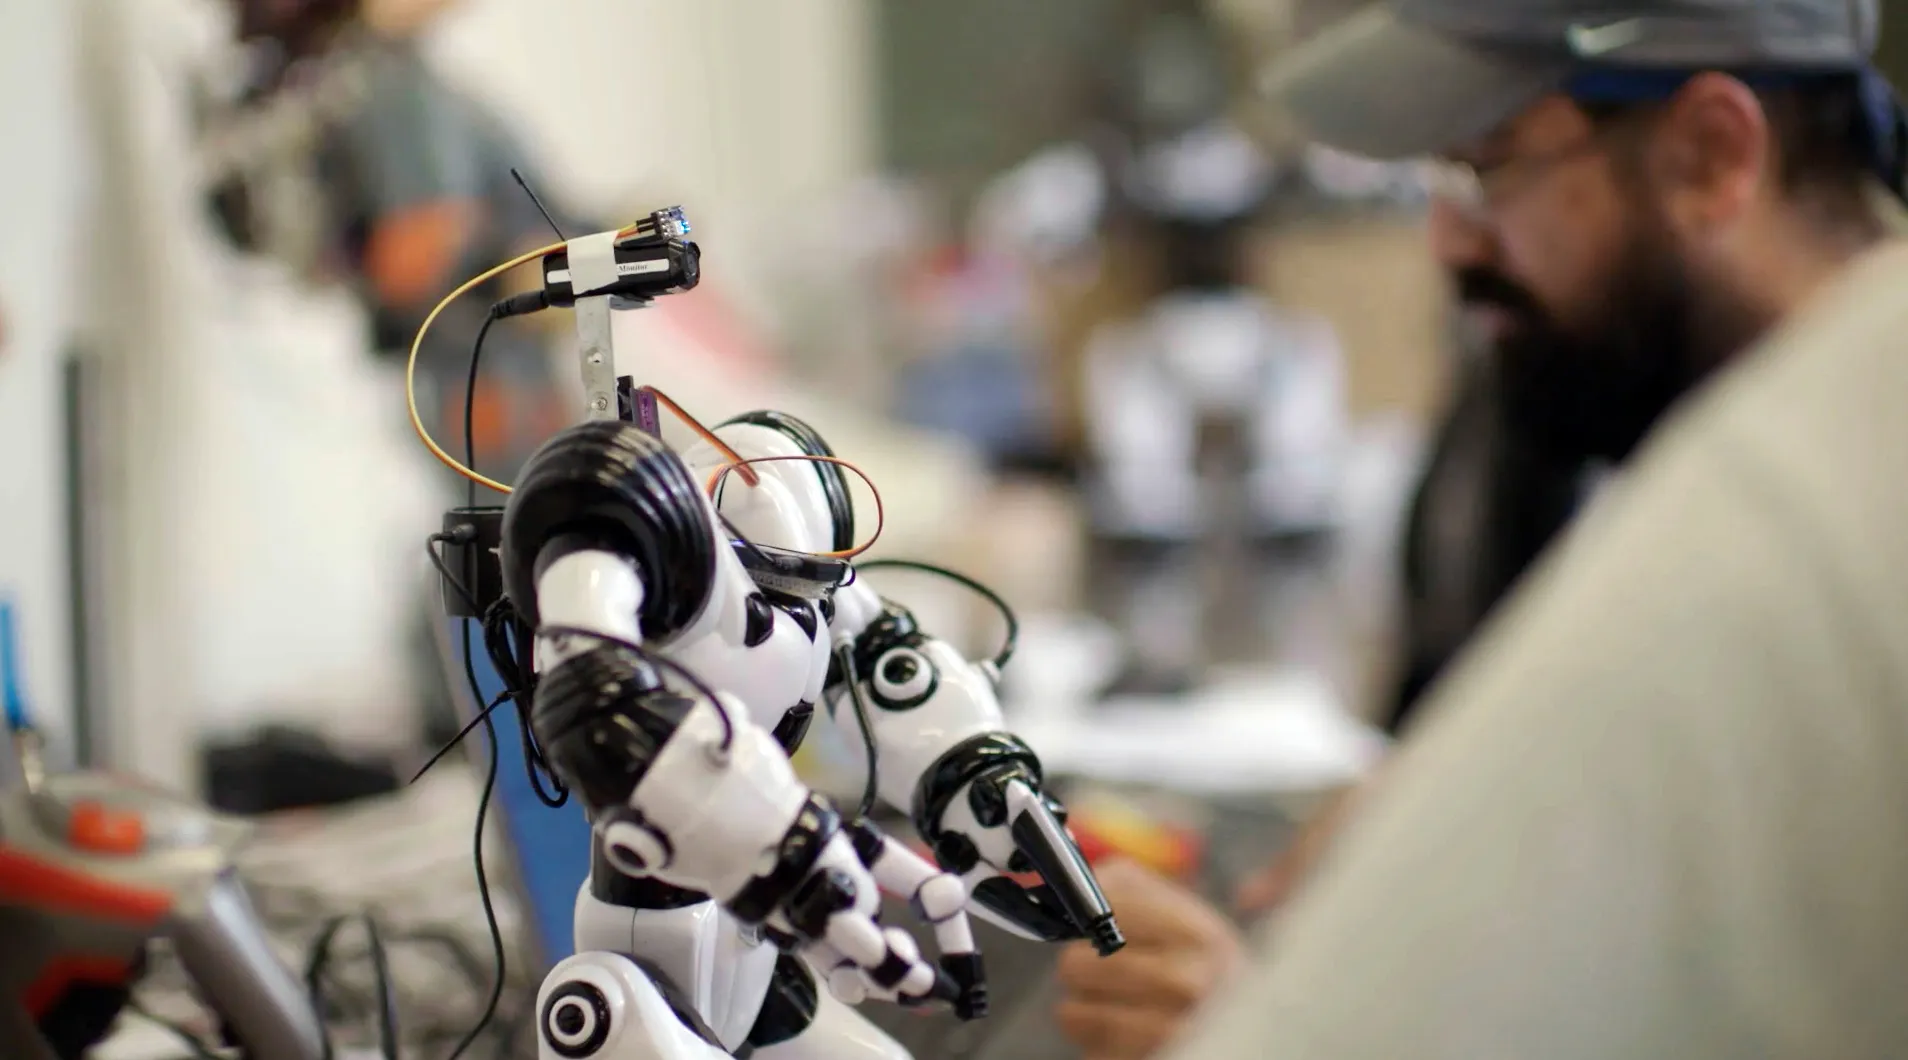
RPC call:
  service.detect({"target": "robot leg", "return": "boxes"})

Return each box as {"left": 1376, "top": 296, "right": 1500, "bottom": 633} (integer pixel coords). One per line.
{"left": 743, "top": 953, "right": 908, "bottom": 1060}
{"left": 535, "top": 952, "right": 734, "bottom": 1060}
{"left": 1079, "top": 330, "right": 1205, "bottom": 697}
{"left": 1243, "top": 313, "right": 1346, "bottom": 546}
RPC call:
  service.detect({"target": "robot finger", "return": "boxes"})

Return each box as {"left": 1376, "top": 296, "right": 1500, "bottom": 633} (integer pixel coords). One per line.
{"left": 802, "top": 940, "right": 873, "bottom": 1006}
{"left": 846, "top": 819, "right": 981, "bottom": 957}
{"left": 820, "top": 905, "right": 888, "bottom": 969}
{"left": 822, "top": 912, "right": 952, "bottom": 1006}
{"left": 873, "top": 926, "right": 942, "bottom": 1001}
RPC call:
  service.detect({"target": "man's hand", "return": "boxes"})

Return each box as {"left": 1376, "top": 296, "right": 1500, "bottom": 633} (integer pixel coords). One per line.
{"left": 1053, "top": 859, "right": 1244, "bottom": 1060}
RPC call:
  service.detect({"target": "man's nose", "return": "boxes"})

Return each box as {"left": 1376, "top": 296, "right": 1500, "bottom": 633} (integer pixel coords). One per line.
{"left": 1426, "top": 196, "right": 1494, "bottom": 272}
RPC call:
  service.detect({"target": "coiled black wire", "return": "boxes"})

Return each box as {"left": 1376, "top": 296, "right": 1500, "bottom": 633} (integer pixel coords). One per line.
{"left": 480, "top": 596, "right": 567, "bottom": 808}
{"left": 853, "top": 559, "right": 1020, "bottom": 669}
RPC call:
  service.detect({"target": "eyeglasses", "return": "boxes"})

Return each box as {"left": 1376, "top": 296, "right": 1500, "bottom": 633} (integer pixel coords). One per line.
{"left": 1424, "top": 134, "right": 1614, "bottom": 221}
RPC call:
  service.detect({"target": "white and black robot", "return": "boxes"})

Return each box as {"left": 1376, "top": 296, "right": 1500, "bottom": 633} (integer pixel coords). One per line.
{"left": 430, "top": 211, "right": 1122, "bottom": 1060}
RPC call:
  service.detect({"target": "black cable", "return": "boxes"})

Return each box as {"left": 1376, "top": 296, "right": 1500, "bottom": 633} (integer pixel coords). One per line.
{"left": 832, "top": 644, "right": 881, "bottom": 819}
{"left": 453, "top": 307, "right": 508, "bottom": 1060}
{"left": 124, "top": 997, "right": 222, "bottom": 1060}
{"left": 484, "top": 598, "right": 566, "bottom": 808}
{"left": 464, "top": 596, "right": 560, "bottom": 806}
{"left": 853, "top": 559, "right": 1020, "bottom": 669}
{"left": 536, "top": 624, "right": 737, "bottom": 752}
{"left": 446, "top": 626, "right": 507, "bottom": 1060}
{"left": 465, "top": 305, "right": 569, "bottom": 809}
{"left": 304, "top": 914, "right": 348, "bottom": 1060}
{"left": 362, "top": 915, "right": 399, "bottom": 1060}
{"left": 410, "top": 688, "right": 514, "bottom": 785}
{"left": 465, "top": 312, "right": 498, "bottom": 504}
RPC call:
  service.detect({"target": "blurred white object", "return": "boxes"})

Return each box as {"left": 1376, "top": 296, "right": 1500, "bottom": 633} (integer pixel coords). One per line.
{"left": 1014, "top": 664, "right": 1387, "bottom": 796}
{"left": 996, "top": 612, "right": 1126, "bottom": 720}
{"left": 1297, "top": 143, "right": 1434, "bottom": 205}
{"left": 182, "top": 259, "right": 444, "bottom": 753}
{"left": 971, "top": 142, "right": 1108, "bottom": 264}
{"left": 1082, "top": 294, "right": 1350, "bottom": 539}
{"left": 1126, "top": 122, "right": 1277, "bottom": 224}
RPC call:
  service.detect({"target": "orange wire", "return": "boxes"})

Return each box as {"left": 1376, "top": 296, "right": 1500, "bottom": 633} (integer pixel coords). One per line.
{"left": 637, "top": 386, "right": 759, "bottom": 487}
{"left": 706, "top": 455, "right": 885, "bottom": 559}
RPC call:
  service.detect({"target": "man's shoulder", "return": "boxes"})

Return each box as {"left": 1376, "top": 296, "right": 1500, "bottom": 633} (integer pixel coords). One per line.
{"left": 1580, "top": 238, "right": 1908, "bottom": 682}
{"left": 1745, "top": 239, "right": 1908, "bottom": 389}
{"left": 1657, "top": 240, "right": 1908, "bottom": 500}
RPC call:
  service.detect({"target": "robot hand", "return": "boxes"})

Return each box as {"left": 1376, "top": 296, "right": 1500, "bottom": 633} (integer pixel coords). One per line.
{"left": 829, "top": 577, "right": 1125, "bottom": 956}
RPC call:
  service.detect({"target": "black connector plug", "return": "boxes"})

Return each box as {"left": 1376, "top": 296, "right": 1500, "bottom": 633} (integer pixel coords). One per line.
{"left": 492, "top": 291, "right": 549, "bottom": 319}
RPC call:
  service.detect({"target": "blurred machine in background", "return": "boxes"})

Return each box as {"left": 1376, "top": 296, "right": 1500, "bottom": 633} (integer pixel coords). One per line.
{"left": 953, "top": 4, "right": 1374, "bottom": 697}
{"left": 1079, "top": 115, "right": 1347, "bottom": 696}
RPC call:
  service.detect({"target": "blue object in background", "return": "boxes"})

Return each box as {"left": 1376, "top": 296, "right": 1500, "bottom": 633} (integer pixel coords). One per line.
{"left": 895, "top": 342, "right": 1055, "bottom": 464}
{"left": 447, "top": 618, "right": 589, "bottom": 968}
{"left": 1, "top": 595, "right": 28, "bottom": 732}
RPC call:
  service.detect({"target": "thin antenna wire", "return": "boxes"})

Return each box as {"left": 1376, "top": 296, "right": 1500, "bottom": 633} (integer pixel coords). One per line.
{"left": 511, "top": 167, "right": 567, "bottom": 241}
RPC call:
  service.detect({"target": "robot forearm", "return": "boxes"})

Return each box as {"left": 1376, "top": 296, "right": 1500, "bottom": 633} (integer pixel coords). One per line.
{"left": 829, "top": 578, "right": 1124, "bottom": 955}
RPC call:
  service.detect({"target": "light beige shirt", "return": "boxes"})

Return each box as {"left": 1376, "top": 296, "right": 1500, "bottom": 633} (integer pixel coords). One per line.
{"left": 1166, "top": 238, "right": 1908, "bottom": 1058}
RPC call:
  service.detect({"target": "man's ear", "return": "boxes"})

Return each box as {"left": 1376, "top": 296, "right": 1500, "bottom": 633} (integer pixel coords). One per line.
{"left": 1650, "top": 73, "right": 1770, "bottom": 233}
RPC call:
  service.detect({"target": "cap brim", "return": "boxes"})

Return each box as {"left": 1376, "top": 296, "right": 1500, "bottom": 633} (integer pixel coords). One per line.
{"left": 1260, "top": 6, "right": 1571, "bottom": 160}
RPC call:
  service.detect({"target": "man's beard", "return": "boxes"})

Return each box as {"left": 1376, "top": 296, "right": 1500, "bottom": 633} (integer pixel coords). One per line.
{"left": 1457, "top": 228, "right": 1741, "bottom": 465}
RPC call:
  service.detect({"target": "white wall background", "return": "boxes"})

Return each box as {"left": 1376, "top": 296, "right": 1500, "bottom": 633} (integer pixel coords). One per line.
{"left": 423, "top": 0, "right": 879, "bottom": 316}
{"left": 0, "top": 0, "right": 86, "bottom": 760}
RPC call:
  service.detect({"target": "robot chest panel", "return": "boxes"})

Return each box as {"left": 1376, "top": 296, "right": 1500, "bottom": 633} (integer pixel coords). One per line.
{"left": 673, "top": 590, "right": 832, "bottom": 751}
{"left": 749, "top": 594, "right": 833, "bottom": 755}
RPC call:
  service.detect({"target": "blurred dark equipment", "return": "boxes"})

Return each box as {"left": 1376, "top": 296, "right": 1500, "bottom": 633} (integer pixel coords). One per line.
{"left": 202, "top": 726, "right": 401, "bottom": 816}
{"left": 232, "top": 0, "right": 360, "bottom": 64}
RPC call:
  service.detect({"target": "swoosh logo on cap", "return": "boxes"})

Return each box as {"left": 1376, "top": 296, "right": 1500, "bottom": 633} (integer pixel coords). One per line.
{"left": 1565, "top": 18, "right": 1646, "bottom": 57}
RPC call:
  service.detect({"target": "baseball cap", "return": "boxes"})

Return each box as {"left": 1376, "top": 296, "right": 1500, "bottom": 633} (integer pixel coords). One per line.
{"left": 1261, "top": 0, "right": 1884, "bottom": 161}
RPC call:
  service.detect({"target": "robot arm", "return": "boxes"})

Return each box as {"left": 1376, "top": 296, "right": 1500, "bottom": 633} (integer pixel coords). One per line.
{"left": 500, "top": 421, "right": 970, "bottom": 1011}
{"left": 829, "top": 579, "right": 1125, "bottom": 956}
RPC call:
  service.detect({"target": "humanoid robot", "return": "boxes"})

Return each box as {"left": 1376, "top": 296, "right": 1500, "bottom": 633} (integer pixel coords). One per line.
{"left": 417, "top": 208, "right": 1123, "bottom": 1060}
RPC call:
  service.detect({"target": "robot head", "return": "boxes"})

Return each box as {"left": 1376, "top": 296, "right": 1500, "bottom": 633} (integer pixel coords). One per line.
{"left": 710, "top": 412, "right": 855, "bottom": 557}
{"left": 1122, "top": 122, "right": 1274, "bottom": 292}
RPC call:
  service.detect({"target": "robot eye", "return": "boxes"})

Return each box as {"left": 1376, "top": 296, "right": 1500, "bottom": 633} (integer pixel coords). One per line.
{"left": 871, "top": 647, "right": 936, "bottom": 708}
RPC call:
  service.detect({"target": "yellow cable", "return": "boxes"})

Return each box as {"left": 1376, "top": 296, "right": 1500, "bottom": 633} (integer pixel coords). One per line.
{"left": 405, "top": 241, "right": 564, "bottom": 495}
{"left": 405, "top": 218, "right": 661, "bottom": 494}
